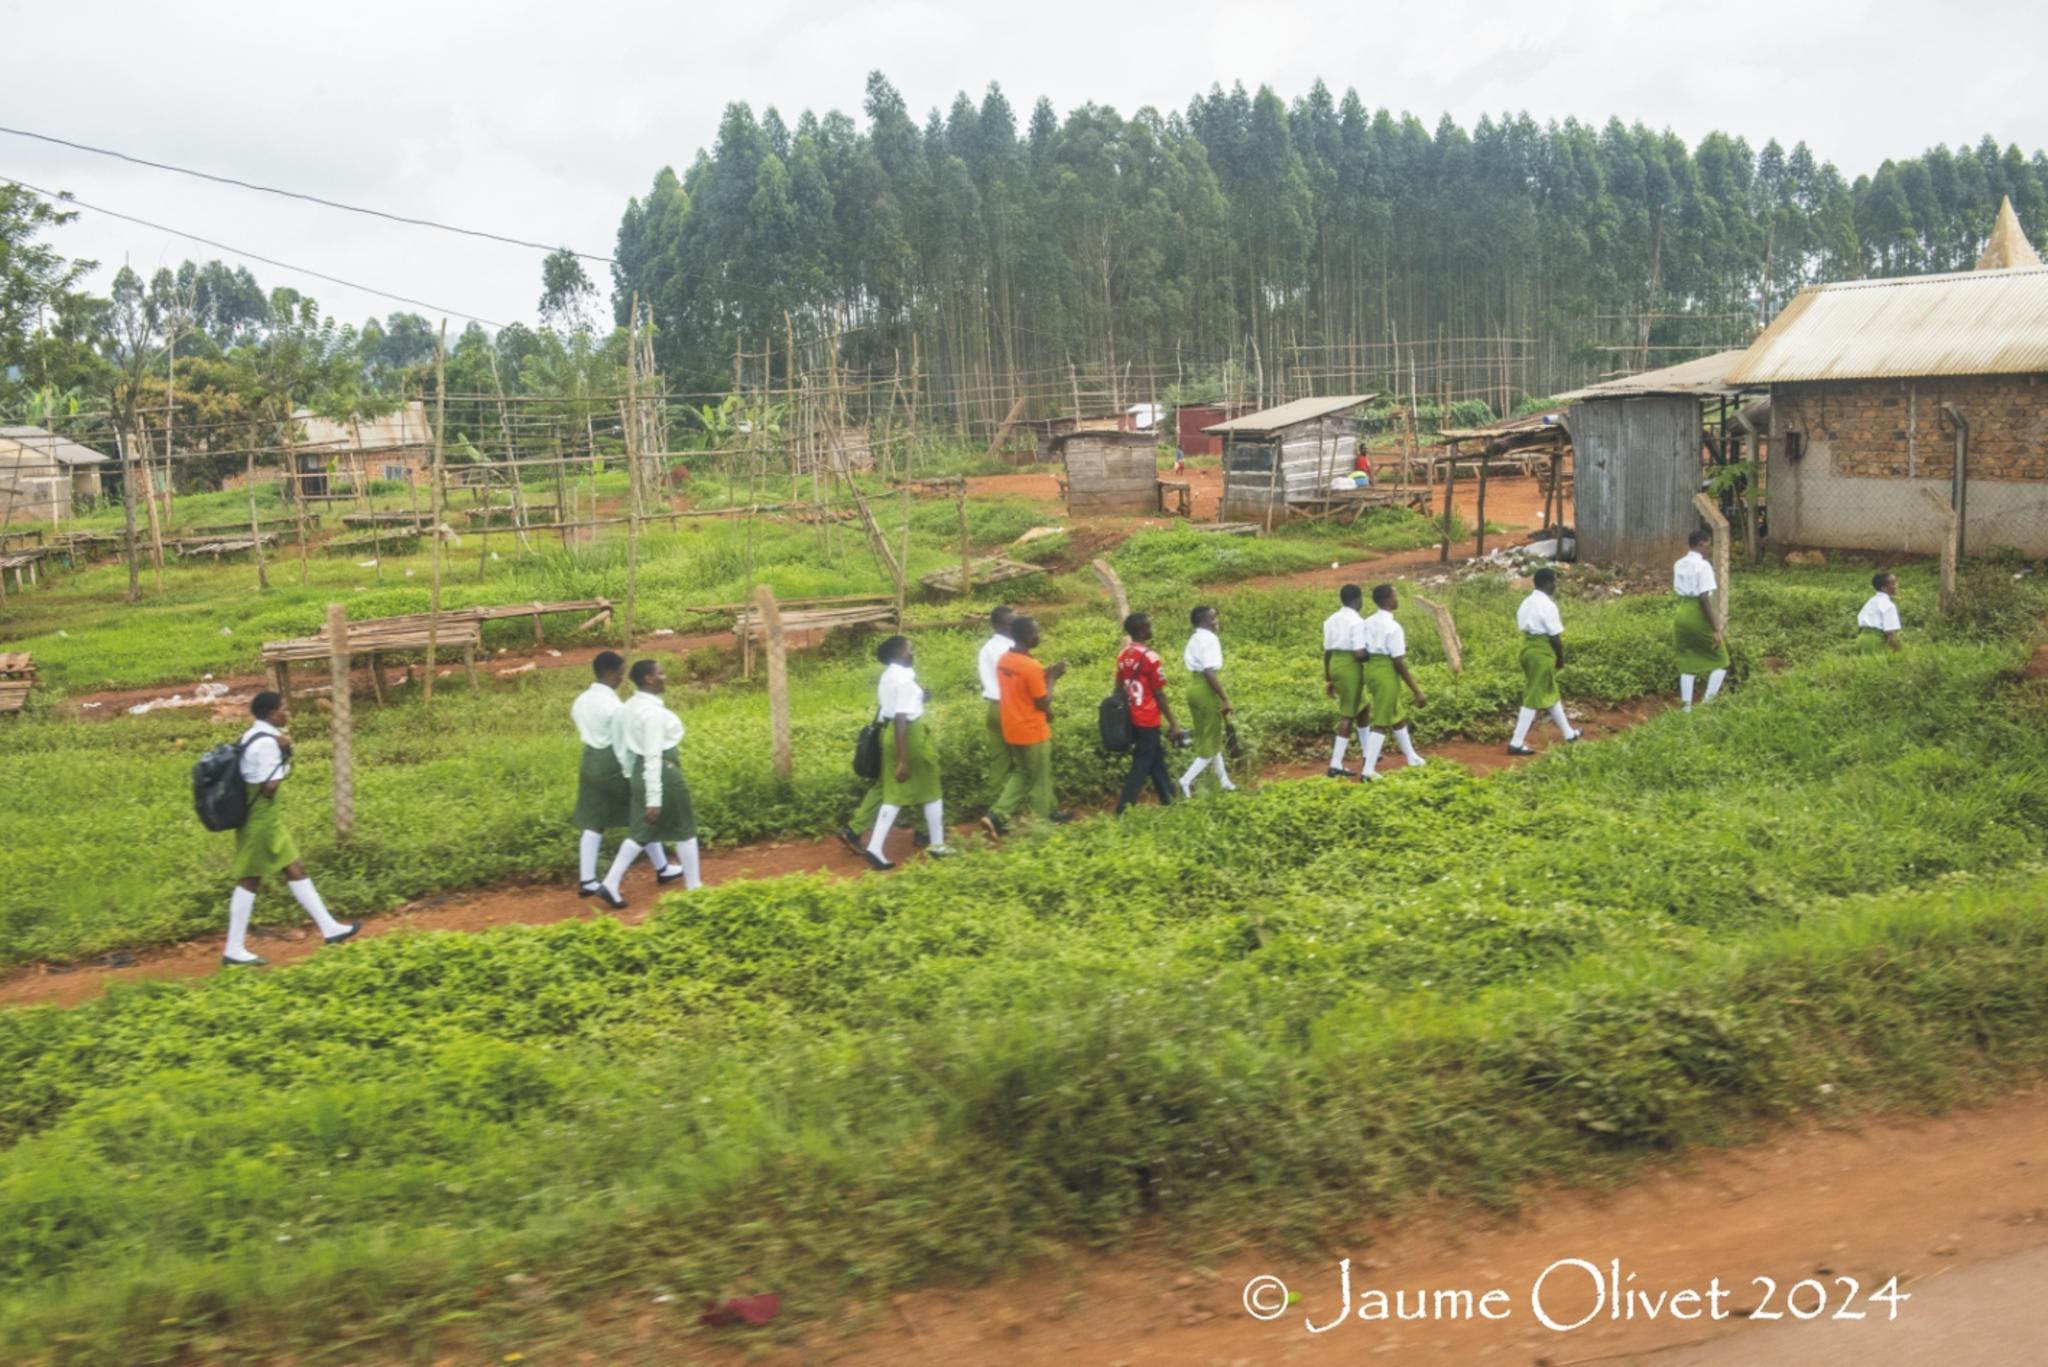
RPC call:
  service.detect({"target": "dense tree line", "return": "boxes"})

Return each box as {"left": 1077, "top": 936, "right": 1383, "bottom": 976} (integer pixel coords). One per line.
{"left": 613, "top": 72, "right": 2048, "bottom": 417}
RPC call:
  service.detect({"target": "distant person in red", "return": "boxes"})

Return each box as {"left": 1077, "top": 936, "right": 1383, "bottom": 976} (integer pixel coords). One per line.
{"left": 1173, "top": 449, "right": 1187, "bottom": 475}
{"left": 1114, "top": 612, "right": 1187, "bottom": 815}
{"left": 1353, "top": 451, "right": 1373, "bottom": 485}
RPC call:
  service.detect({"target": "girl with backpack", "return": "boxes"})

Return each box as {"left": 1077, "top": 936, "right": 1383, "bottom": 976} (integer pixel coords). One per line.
{"left": 222, "top": 691, "right": 357, "bottom": 965}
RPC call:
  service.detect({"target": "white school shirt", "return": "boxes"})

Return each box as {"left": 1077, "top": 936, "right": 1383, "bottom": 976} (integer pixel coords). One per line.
{"left": 977, "top": 632, "right": 1014, "bottom": 701}
{"left": 1858, "top": 592, "right": 1902, "bottom": 632}
{"left": 877, "top": 662, "right": 925, "bottom": 721}
{"left": 1185, "top": 627, "right": 1223, "bottom": 675}
{"left": 615, "top": 690, "right": 685, "bottom": 807}
{"left": 1516, "top": 590, "right": 1565, "bottom": 637}
{"left": 1322, "top": 605, "right": 1367, "bottom": 654}
{"left": 1362, "top": 608, "right": 1406, "bottom": 658}
{"left": 238, "top": 720, "right": 291, "bottom": 785}
{"left": 1673, "top": 550, "right": 1718, "bottom": 598}
{"left": 571, "top": 681, "right": 622, "bottom": 749}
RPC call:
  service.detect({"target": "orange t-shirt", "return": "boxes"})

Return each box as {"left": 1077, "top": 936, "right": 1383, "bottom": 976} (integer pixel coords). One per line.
{"left": 997, "top": 649, "right": 1050, "bottom": 744}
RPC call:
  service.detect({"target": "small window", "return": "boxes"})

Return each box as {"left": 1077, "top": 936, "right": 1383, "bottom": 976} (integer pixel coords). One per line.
{"left": 383, "top": 464, "right": 407, "bottom": 482}
{"left": 1783, "top": 431, "right": 1804, "bottom": 464}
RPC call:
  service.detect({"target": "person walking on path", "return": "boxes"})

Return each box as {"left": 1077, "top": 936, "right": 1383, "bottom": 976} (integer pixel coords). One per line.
{"left": 847, "top": 635, "right": 952, "bottom": 868}
{"left": 1858, "top": 572, "right": 1903, "bottom": 652}
{"left": 1674, "top": 530, "right": 1729, "bottom": 711}
{"left": 1179, "top": 604, "right": 1236, "bottom": 796}
{"left": 1508, "top": 567, "right": 1581, "bottom": 756}
{"left": 597, "top": 659, "right": 699, "bottom": 907}
{"left": 977, "top": 605, "right": 1018, "bottom": 801}
{"left": 221, "top": 691, "right": 357, "bottom": 966}
{"left": 571, "top": 651, "right": 654, "bottom": 901}
{"left": 1322, "top": 584, "right": 1369, "bottom": 777}
{"left": 1358, "top": 584, "right": 1428, "bottom": 778}
{"left": 1114, "top": 613, "right": 1188, "bottom": 815}
{"left": 983, "top": 616, "right": 1069, "bottom": 834}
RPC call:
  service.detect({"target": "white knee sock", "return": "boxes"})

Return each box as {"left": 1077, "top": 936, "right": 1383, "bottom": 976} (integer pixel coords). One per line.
{"left": 1330, "top": 734, "right": 1349, "bottom": 768}
{"left": 602, "top": 839, "right": 643, "bottom": 895}
{"left": 645, "top": 842, "right": 669, "bottom": 872}
{"left": 673, "top": 837, "right": 702, "bottom": 890}
{"left": 225, "top": 886, "right": 257, "bottom": 960}
{"left": 1704, "top": 668, "right": 1726, "bottom": 702}
{"left": 288, "top": 878, "right": 346, "bottom": 937}
{"left": 923, "top": 800, "right": 946, "bottom": 848}
{"left": 1511, "top": 707, "right": 1536, "bottom": 747}
{"left": 1394, "top": 726, "right": 1422, "bottom": 764}
{"left": 1180, "top": 755, "right": 1209, "bottom": 794}
{"left": 1362, "top": 731, "right": 1385, "bottom": 775}
{"left": 1680, "top": 674, "right": 1696, "bottom": 708}
{"left": 1213, "top": 755, "right": 1235, "bottom": 790}
{"left": 578, "top": 830, "right": 602, "bottom": 884}
{"left": 1548, "top": 703, "right": 1576, "bottom": 739}
{"left": 868, "top": 803, "right": 901, "bottom": 857}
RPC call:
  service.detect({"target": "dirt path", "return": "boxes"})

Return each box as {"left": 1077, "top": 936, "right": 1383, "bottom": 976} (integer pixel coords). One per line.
{"left": 661, "top": 1085, "right": 2048, "bottom": 1367}
{"left": 0, "top": 698, "right": 1656, "bottom": 1010}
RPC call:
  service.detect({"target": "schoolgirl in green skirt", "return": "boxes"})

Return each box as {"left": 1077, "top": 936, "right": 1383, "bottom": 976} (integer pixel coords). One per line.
{"left": 220, "top": 691, "right": 357, "bottom": 966}
{"left": 571, "top": 652, "right": 636, "bottom": 898}
{"left": 848, "top": 635, "right": 950, "bottom": 869}
{"left": 1857, "top": 572, "right": 1902, "bottom": 653}
{"left": 594, "top": 659, "right": 701, "bottom": 907}
{"left": 1507, "top": 568, "right": 1580, "bottom": 754}
{"left": 1673, "top": 531, "right": 1729, "bottom": 710}
{"left": 1357, "top": 584, "right": 1428, "bottom": 777}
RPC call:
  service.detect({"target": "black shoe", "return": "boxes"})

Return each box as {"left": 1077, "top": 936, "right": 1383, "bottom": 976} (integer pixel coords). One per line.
{"left": 577, "top": 880, "right": 603, "bottom": 899}
{"left": 221, "top": 954, "right": 265, "bottom": 967}
{"left": 322, "top": 923, "right": 359, "bottom": 945}
{"left": 836, "top": 825, "right": 863, "bottom": 853}
{"left": 1507, "top": 744, "right": 1537, "bottom": 756}
{"left": 655, "top": 865, "right": 688, "bottom": 885}
{"left": 862, "top": 848, "right": 895, "bottom": 871}
{"left": 1564, "top": 731, "right": 1582, "bottom": 744}
{"left": 1050, "top": 810, "right": 1075, "bottom": 824}
{"left": 913, "top": 830, "right": 932, "bottom": 848}
{"left": 594, "top": 886, "right": 628, "bottom": 910}
{"left": 1325, "top": 766, "right": 1351, "bottom": 779}
{"left": 979, "top": 813, "right": 1006, "bottom": 839}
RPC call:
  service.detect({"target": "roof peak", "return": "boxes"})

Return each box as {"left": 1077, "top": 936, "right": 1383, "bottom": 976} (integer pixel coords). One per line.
{"left": 1975, "top": 195, "right": 2041, "bottom": 271}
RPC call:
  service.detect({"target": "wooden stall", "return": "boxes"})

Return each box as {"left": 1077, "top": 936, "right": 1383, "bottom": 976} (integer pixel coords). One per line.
{"left": 1053, "top": 429, "right": 1160, "bottom": 515}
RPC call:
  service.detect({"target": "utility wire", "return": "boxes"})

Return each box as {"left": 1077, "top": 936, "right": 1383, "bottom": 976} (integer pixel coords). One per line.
{"left": 0, "top": 123, "right": 614, "bottom": 265}
{"left": 3, "top": 176, "right": 506, "bottom": 327}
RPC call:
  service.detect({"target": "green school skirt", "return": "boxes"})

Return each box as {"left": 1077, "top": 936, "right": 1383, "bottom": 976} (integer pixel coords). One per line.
{"left": 231, "top": 786, "right": 300, "bottom": 880}
{"left": 1328, "top": 653, "right": 1365, "bottom": 719}
{"left": 1187, "top": 680, "right": 1225, "bottom": 757}
{"left": 571, "top": 744, "right": 631, "bottom": 830}
{"left": 628, "top": 748, "right": 696, "bottom": 843}
{"left": 1674, "top": 595, "right": 1729, "bottom": 674}
{"left": 880, "top": 715, "right": 942, "bottom": 805}
{"left": 1519, "top": 635, "right": 1560, "bottom": 709}
{"left": 1856, "top": 627, "right": 1890, "bottom": 654}
{"left": 1363, "top": 655, "right": 1408, "bottom": 730}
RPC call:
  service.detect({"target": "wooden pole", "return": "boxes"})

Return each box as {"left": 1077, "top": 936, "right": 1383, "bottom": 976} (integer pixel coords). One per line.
{"left": 326, "top": 601, "right": 355, "bottom": 838}
{"left": 134, "top": 418, "right": 165, "bottom": 591}
{"left": 285, "top": 407, "right": 310, "bottom": 584}
{"left": 1413, "top": 593, "right": 1464, "bottom": 675}
{"left": 1439, "top": 444, "right": 1457, "bottom": 563}
{"left": 425, "top": 322, "right": 447, "bottom": 704}
{"left": 622, "top": 299, "right": 642, "bottom": 650}
{"left": 755, "top": 583, "right": 792, "bottom": 780}
{"left": 1474, "top": 443, "right": 1489, "bottom": 557}
{"left": 956, "top": 476, "right": 972, "bottom": 601}
{"left": 1918, "top": 488, "right": 1959, "bottom": 617}
{"left": 245, "top": 450, "right": 269, "bottom": 590}
{"left": 1090, "top": 557, "right": 1129, "bottom": 626}
{"left": 1689, "top": 492, "right": 1731, "bottom": 634}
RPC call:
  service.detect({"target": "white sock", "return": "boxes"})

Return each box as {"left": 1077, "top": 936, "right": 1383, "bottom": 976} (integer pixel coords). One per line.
{"left": 578, "top": 830, "right": 602, "bottom": 884}
{"left": 1213, "top": 755, "right": 1235, "bottom": 790}
{"left": 868, "top": 803, "right": 901, "bottom": 858}
{"left": 673, "top": 837, "right": 702, "bottom": 890}
{"left": 1548, "top": 703, "right": 1576, "bottom": 739}
{"left": 1680, "top": 674, "right": 1695, "bottom": 707}
{"left": 288, "top": 878, "right": 346, "bottom": 937}
{"left": 1180, "top": 755, "right": 1209, "bottom": 794}
{"left": 1394, "top": 727, "right": 1422, "bottom": 765}
{"left": 1330, "top": 735, "right": 1349, "bottom": 768}
{"left": 646, "top": 842, "right": 669, "bottom": 872}
{"left": 225, "top": 887, "right": 257, "bottom": 960}
{"left": 923, "top": 800, "right": 946, "bottom": 848}
{"left": 603, "top": 839, "right": 643, "bottom": 895}
{"left": 1511, "top": 707, "right": 1536, "bottom": 747}
{"left": 1704, "top": 669, "right": 1726, "bottom": 702}
{"left": 1362, "top": 731, "right": 1385, "bottom": 775}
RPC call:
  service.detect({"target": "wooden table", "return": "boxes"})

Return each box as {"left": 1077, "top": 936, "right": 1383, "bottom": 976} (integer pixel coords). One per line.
{"left": 262, "top": 621, "right": 482, "bottom": 705}
{"left": 0, "top": 652, "right": 35, "bottom": 715}
{"left": 1156, "top": 479, "right": 1193, "bottom": 517}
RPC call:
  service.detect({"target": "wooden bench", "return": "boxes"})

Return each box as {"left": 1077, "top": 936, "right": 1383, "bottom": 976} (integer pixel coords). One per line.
{"left": 0, "top": 551, "right": 48, "bottom": 591}
{"left": 0, "top": 652, "right": 35, "bottom": 716}
{"left": 262, "top": 621, "right": 482, "bottom": 705}
{"left": 1156, "top": 479, "right": 1193, "bottom": 517}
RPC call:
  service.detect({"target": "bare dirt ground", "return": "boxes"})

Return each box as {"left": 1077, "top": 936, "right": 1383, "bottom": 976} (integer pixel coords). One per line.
{"left": 0, "top": 696, "right": 1659, "bottom": 1010}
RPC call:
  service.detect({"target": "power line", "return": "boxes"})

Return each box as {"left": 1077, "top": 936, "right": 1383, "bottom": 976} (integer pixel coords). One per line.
{"left": 0, "top": 124, "right": 615, "bottom": 265}
{"left": 3, "top": 176, "right": 506, "bottom": 327}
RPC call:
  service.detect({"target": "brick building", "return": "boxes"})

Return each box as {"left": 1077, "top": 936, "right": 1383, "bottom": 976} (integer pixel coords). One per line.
{"left": 1726, "top": 199, "right": 2048, "bottom": 556}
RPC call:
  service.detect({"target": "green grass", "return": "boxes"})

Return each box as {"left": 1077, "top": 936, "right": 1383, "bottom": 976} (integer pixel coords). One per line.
{"left": 0, "top": 619, "right": 2045, "bottom": 1361}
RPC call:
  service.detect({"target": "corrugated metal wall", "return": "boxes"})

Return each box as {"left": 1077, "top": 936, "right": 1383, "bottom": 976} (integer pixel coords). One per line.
{"left": 1220, "top": 421, "right": 1356, "bottom": 519}
{"left": 1567, "top": 396, "right": 1702, "bottom": 565}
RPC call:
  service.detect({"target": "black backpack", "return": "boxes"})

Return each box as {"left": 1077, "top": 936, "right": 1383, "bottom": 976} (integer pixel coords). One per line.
{"left": 1097, "top": 689, "right": 1133, "bottom": 753}
{"left": 852, "top": 717, "right": 884, "bottom": 780}
{"left": 192, "top": 738, "right": 254, "bottom": 831}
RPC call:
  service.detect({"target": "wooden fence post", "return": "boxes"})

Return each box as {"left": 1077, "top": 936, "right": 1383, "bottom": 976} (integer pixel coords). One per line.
{"left": 956, "top": 476, "right": 973, "bottom": 602}
{"left": 1090, "top": 558, "right": 1130, "bottom": 630}
{"left": 326, "top": 602, "right": 354, "bottom": 838}
{"left": 1919, "top": 488, "right": 1959, "bottom": 617}
{"left": 1413, "top": 593, "right": 1464, "bottom": 675}
{"left": 755, "top": 583, "right": 792, "bottom": 780}
{"left": 1690, "top": 493, "right": 1732, "bottom": 633}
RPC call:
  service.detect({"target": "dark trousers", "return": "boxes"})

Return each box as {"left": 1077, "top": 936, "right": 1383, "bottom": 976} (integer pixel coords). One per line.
{"left": 1116, "top": 725, "right": 1176, "bottom": 814}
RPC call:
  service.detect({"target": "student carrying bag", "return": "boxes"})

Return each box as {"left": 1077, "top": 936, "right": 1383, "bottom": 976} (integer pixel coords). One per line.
{"left": 192, "top": 739, "right": 255, "bottom": 831}
{"left": 1097, "top": 688, "right": 1134, "bottom": 753}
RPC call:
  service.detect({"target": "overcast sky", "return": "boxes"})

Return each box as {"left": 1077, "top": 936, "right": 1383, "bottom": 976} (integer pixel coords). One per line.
{"left": 4, "top": 0, "right": 2043, "bottom": 330}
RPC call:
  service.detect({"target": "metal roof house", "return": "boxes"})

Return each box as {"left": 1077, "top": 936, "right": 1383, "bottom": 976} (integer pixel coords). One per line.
{"left": 289, "top": 401, "right": 435, "bottom": 498}
{"left": 1205, "top": 395, "right": 1376, "bottom": 522}
{"left": 1725, "top": 199, "right": 2048, "bottom": 557}
{"left": 0, "top": 426, "right": 109, "bottom": 525}
{"left": 1054, "top": 428, "right": 1160, "bottom": 515}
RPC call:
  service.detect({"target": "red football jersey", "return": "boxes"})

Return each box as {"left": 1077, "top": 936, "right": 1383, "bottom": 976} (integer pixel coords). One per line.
{"left": 1115, "top": 643, "right": 1166, "bottom": 727}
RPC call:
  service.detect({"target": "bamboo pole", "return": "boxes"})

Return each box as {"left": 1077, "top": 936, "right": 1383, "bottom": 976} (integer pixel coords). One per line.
{"left": 285, "top": 408, "right": 310, "bottom": 584}
{"left": 327, "top": 601, "right": 354, "bottom": 838}
{"left": 956, "top": 476, "right": 972, "bottom": 602}
{"left": 755, "top": 583, "right": 792, "bottom": 781}
{"left": 622, "top": 299, "right": 642, "bottom": 650}
{"left": 425, "top": 322, "right": 447, "bottom": 704}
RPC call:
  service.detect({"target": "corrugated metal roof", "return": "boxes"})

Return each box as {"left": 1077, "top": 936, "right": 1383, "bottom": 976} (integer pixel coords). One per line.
{"left": 1553, "top": 350, "right": 1751, "bottom": 401}
{"left": 1202, "top": 394, "right": 1376, "bottom": 436}
{"left": 0, "top": 425, "right": 109, "bottom": 466}
{"left": 1725, "top": 266, "right": 2048, "bottom": 383}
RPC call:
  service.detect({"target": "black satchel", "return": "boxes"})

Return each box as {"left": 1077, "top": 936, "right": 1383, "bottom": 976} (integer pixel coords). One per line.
{"left": 1097, "top": 689, "right": 1134, "bottom": 753}
{"left": 853, "top": 716, "right": 884, "bottom": 780}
